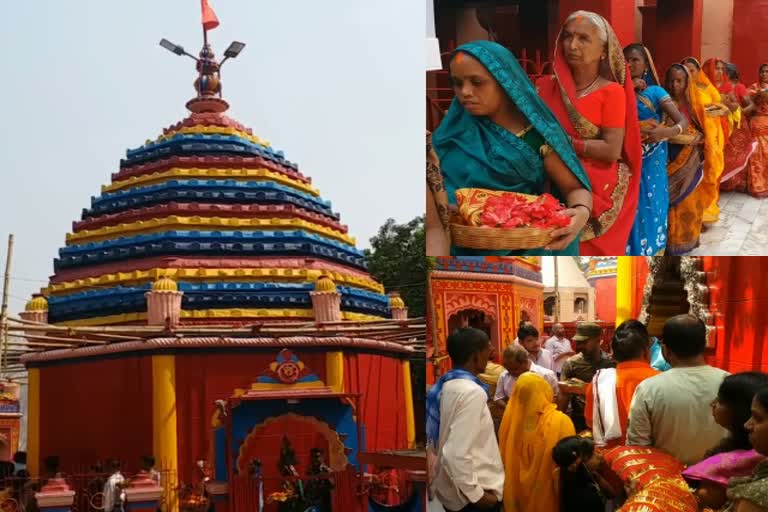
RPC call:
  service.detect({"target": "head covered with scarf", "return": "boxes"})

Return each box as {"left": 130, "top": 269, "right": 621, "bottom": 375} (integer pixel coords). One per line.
{"left": 432, "top": 40, "right": 590, "bottom": 205}
{"left": 537, "top": 10, "right": 642, "bottom": 247}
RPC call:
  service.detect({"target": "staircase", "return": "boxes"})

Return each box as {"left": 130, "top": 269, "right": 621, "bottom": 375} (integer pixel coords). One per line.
{"left": 644, "top": 256, "right": 691, "bottom": 337}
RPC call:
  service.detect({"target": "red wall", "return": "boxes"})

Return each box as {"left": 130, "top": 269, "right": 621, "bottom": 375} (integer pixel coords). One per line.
{"left": 174, "top": 351, "right": 327, "bottom": 484}
{"left": 344, "top": 354, "right": 409, "bottom": 452}
{"left": 557, "top": 0, "right": 636, "bottom": 46}
{"left": 731, "top": 0, "right": 768, "bottom": 86}
{"left": 703, "top": 257, "right": 768, "bottom": 373}
{"left": 653, "top": 0, "right": 703, "bottom": 77}
{"left": 592, "top": 276, "right": 618, "bottom": 323}
{"left": 39, "top": 357, "right": 154, "bottom": 473}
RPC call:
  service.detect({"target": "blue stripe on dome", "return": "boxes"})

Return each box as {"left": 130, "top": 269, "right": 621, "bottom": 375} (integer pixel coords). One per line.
{"left": 48, "top": 282, "right": 389, "bottom": 306}
{"left": 53, "top": 240, "right": 368, "bottom": 271}
{"left": 46, "top": 285, "right": 390, "bottom": 323}
{"left": 94, "top": 180, "right": 329, "bottom": 209}
{"left": 60, "top": 230, "right": 362, "bottom": 256}
{"left": 81, "top": 188, "right": 339, "bottom": 220}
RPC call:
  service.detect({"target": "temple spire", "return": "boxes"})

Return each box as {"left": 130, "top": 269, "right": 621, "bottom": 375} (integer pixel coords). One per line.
{"left": 158, "top": 0, "right": 245, "bottom": 114}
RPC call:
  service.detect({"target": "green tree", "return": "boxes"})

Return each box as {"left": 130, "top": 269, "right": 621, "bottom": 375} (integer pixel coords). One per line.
{"left": 364, "top": 215, "right": 426, "bottom": 318}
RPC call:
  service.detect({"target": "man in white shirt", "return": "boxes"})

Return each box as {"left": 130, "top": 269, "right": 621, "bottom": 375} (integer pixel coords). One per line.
{"left": 494, "top": 344, "right": 559, "bottom": 410}
{"left": 626, "top": 315, "right": 729, "bottom": 466}
{"left": 544, "top": 323, "right": 575, "bottom": 378}
{"left": 518, "top": 324, "right": 554, "bottom": 372}
{"left": 427, "top": 327, "right": 503, "bottom": 511}
{"left": 103, "top": 459, "right": 126, "bottom": 512}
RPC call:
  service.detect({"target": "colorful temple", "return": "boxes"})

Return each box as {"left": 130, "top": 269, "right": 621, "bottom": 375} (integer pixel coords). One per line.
{"left": 427, "top": 257, "right": 544, "bottom": 383}
{"left": 12, "top": 26, "right": 424, "bottom": 512}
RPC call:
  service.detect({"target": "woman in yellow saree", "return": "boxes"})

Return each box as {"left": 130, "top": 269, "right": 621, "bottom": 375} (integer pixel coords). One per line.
{"left": 498, "top": 372, "right": 576, "bottom": 512}
{"left": 682, "top": 57, "right": 727, "bottom": 226}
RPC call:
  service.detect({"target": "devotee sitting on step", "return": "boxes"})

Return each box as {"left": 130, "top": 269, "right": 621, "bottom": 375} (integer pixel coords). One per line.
{"left": 518, "top": 324, "right": 555, "bottom": 372}
{"left": 682, "top": 372, "right": 768, "bottom": 511}
{"left": 558, "top": 322, "right": 616, "bottom": 432}
{"left": 544, "top": 323, "right": 575, "bottom": 378}
{"left": 584, "top": 329, "right": 659, "bottom": 448}
{"left": 499, "top": 373, "right": 575, "bottom": 512}
{"left": 626, "top": 314, "right": 729, "bottom": 466}
{"left": 723, "top": 385, "right": 768, "bottom": 512}
{"left": 552, "top": 436, "right": 617, "bottom": 512}
{"left": 494, "top": 344, "right": 559, "bottom": 412}
{"left": 427, "top": 327, "right": 503, "bottom": 512}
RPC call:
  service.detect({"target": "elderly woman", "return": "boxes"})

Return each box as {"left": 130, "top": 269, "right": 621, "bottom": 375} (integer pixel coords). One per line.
{"left": 432, "top": 41, "right": 592, "bottom": 256}
{"left": 537, "top": 11, "right": 642, "bottom": 256}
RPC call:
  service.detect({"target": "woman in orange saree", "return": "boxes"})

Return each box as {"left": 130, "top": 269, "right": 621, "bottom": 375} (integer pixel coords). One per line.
{"left": 682, "top": 57, "right": 727, "bottom": 226}
{"left": 498, "top": 372, "right": 576, "bottom": 512}
{"left": 745, "top": 64, "right": 768, "bottom": 198}
{"left": 664, "top": 64, "right": 707, "bottom": 254}
{"left": 702, "top": 59, "right": 758, "bottom": 195}
{"left": 537, "top": 10, "right": 643, "bottom": 256}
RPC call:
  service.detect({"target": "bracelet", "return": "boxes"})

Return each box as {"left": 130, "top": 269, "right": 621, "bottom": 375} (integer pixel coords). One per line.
{"left": 675, "top": 123, "right": 684, "bottom": 135}
{"left": 569, "top": 203, "right": 593, "bottom": 215}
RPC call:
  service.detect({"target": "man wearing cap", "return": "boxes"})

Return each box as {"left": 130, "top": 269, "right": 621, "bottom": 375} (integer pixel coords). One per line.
{"left": 557, "top": 322, "right": 616, "bottom": 432}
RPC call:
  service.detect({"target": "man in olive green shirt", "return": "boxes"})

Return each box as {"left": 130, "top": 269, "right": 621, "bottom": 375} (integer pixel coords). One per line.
{"left": 558, "top": 322, "right": 616, "bottom": 431}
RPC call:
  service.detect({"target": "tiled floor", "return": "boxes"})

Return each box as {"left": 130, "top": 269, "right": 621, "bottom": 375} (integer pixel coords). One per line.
{"left": 686, "top": 192, "right": 768, "bottom": 255}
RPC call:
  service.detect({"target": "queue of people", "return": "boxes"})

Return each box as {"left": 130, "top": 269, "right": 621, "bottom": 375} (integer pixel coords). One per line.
{"left": 427, "top": 316, "right": 768, "bottom": 511}
{"left": 426, "top": 9, "right": 768, "bottom": 257}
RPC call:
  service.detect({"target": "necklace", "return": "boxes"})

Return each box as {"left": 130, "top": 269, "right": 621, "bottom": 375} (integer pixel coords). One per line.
{"left": 576, "top": 75, "right": 600, "bottom": 98}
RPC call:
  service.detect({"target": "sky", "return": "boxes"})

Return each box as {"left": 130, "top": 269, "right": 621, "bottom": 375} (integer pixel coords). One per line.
{"left": 0, "top": 0, "right": 425, "bottom": 315}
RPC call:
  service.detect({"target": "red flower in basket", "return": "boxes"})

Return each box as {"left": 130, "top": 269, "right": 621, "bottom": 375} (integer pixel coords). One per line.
{"left": 479, "top": 192, "right": 569, "bottom": 229}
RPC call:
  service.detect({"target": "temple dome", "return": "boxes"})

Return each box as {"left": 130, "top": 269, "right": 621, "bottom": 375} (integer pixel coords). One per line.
{"left": 151, "top": 276, "right": 179, "bottom": 292}
{"left": 388, "top": 292, "right": 405, "bottom": 309}
{"left": 25, "top": 295, "right": 48, "bottom": 312}
{"left": 41, "top": 104, "right": 389, "bottom": 326}
{"left": 313, "top": 276, "right": 337, "bottom": 293}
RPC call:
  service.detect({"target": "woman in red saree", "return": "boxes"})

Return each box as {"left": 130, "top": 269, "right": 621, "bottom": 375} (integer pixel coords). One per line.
{"left": 702, "top": 59, "right": 758, "bottom": 195}
{"left": 745, "top": 64, "right": 768, "bottom": 198}
{"left": 537, "top": 10, "right": 642, "bottom": 256}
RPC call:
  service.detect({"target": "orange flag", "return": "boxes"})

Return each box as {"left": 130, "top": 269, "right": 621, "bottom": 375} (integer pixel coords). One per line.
{"left": 201, "top": 0, "right": 220, "bottom": 31}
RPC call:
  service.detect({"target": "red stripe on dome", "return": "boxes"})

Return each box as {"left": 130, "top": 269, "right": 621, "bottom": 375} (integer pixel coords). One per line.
{"left": 48, "top": 256, "right": 374, "bottom": 285}
{"left": 162, "top": 112, "right": 255, "bottom": 135}
{"left": 113, "top": 155, "right": 311, "bottom": 184}
{"left": 71, "top": 203, "right": 348, "bottom": 233}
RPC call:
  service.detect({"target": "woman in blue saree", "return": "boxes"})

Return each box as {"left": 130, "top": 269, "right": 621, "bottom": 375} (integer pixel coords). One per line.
{"left": 431, "top": 41, "right": 592, "bottom": 256}
{"left": 623, "top": 44, "right": 688, "bottom": 255}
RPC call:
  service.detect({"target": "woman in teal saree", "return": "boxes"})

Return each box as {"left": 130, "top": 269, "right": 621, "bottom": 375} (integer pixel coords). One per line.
{"left": 432, "top": 41, "right": 592, "bottom": 256}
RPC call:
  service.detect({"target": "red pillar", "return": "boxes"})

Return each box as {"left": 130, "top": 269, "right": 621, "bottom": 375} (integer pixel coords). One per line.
{"left": 653, "top": 0, "right": 703, "bottom": 76}
{"left": 731, "top": 0, "right": 768, "bottom": 86}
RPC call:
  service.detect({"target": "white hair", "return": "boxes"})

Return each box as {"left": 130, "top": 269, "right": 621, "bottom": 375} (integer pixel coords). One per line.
{"left": 565, "top": 10, "right": 609, "bottom": 44}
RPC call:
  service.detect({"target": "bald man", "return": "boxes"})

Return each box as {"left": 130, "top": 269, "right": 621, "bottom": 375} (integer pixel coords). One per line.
{"left": 544, "top": 323, "right": 575, "bottom": 377}
{"left": 494, "top": 345, "right": 559, "bottom": 411}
